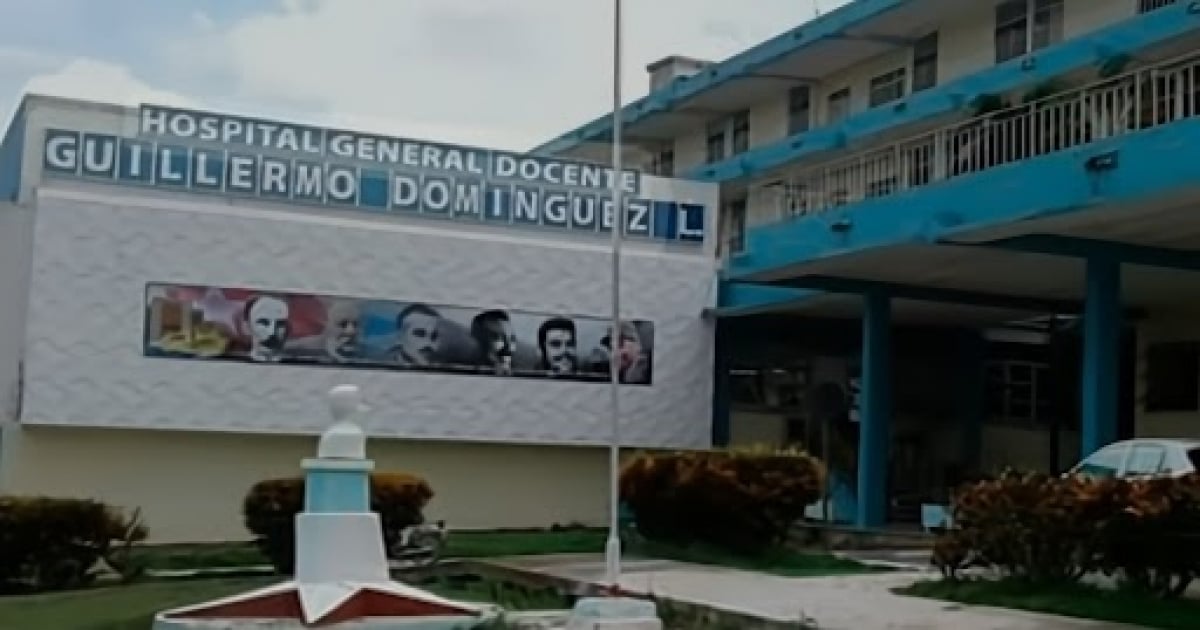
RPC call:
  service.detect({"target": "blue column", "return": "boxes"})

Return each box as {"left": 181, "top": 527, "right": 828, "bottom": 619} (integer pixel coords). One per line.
{"left": 856, "top": 292, "right": 892, "bottom": 528}
{"left": 711, "top": 322, "right": 732, "bottom": 447}
{"left": 1081, "top": 258, "right": 1121, "bottom": 456}
{"left": 958, "top": 329, "right": 986, "bottom": 472}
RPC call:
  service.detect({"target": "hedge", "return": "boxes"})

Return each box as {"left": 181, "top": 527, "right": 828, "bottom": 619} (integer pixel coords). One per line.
{"left": 243, "top": 472, "right": 433, "bottom": 574}
{"left": 933, "top": 471, "right": 1200, "bottom": 598}
{"left": 619, "top": 447, "right": 825, "bottom": 553}
{"left": 0, "top": 497, "right": 147, "bottom": 593}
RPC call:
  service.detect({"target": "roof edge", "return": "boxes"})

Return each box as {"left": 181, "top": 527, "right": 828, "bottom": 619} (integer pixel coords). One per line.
{"left": 527, "top": 0, "right": 911, "bottom": 156}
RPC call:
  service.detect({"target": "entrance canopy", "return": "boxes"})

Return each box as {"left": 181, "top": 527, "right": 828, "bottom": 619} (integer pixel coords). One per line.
{"left": 722, "top": 115, "right": 1200, "bottom": 325}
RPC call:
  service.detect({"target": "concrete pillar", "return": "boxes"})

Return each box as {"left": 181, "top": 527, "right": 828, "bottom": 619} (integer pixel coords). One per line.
{"left": 856, "top": 293, "right": 892, "bottom": 528}
{"left": 1081, "top": 258, "right": 1121, "bottom": 456}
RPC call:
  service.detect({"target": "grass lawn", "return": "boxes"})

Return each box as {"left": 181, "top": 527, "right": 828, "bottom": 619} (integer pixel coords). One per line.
{"left": 130, "top": 528, "right": 610, "bottom": 571}
{"left": 898, "top": 578, "right": 1200, "bottom": 630}
{"left": 0, "top": 576, "right": 276, "bottom": 630}
{"left": 0, "top": 573, "right": 571, "bottom": 630}
{"left": 629, "top": 539, "right": 881, "bottom": 578}
{"left": 130, "top": 529, "right": 874, "bottom": 579}
{"left": 443, "top": 528, "right": 607, "bottom": 559}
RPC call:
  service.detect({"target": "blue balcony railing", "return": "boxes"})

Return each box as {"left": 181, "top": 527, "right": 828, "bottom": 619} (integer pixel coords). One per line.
{"left": 744, "top": 50, "right": 1200, "bottom": 228}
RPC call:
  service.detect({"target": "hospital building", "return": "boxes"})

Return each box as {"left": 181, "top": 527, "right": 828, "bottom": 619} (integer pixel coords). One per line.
{"left": 2, "top": 0, "right": 1200, "bottom": 541}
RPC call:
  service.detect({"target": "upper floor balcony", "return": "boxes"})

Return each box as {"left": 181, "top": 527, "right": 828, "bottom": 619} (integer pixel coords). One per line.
{"left": 537, "top": 0, "right": 1200, "bottom": 187}
{"left": 724, "top": 47, "right": 1200, "bottom": 266}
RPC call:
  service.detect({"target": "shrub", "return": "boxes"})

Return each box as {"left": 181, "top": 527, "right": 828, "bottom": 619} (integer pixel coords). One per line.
{"left": 243, "top": 472, "right": 433, "bottom": 574}
{"left": 934, "top": 471, "right": 1200, "bottom": 598}
{"left": 619, "top": 447, "right": 825, "bottom": 554}
{"left": 1092, "top": 473, "right": 1200, "bottom": 598}
{"left": 941, "top": 471, "right": 1099, "bottom": 583}
{"left": 0, "top": 496, "right": 147, "bottom": 593}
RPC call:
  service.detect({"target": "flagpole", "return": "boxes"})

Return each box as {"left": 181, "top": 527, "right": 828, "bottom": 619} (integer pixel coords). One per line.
{"left": 604, "top": 0, "right": 624, "bottom": 590}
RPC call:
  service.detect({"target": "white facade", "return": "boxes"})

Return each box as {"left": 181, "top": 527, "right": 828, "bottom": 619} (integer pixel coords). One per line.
{"left": 20, "top": 186, "right": 716, "bottom": 447}
{"left": 1, "top": 96, "right": 719, "bottom": 449}
{"left": 0, "top": 96, "right": 720, "bottom": 541}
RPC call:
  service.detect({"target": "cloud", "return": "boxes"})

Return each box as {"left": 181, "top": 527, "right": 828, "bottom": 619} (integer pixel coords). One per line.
{"left": 0, "top": 46, "right": 65, "bottom": 77}
{"left": 165, "top": 0, "right": 849, "bottom": 151}
{"left": 0, "top": 49, "right": 201, "bottom": 133}
{"left": 21, "top": 57, "right": 199, "bottom": 109}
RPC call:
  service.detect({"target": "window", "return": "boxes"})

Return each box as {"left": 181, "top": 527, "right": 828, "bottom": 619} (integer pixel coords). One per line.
{"left": 731, "top": 365, "right": 811, "bottom": 412}
{"left": 827, "top": 88, "right": 851, "bottom": 123}
{"left": 706, "top": 120, "right": 727, "bottom": 164}
{"left": 649, "top": 147, "right": 674, "bottom": 177}
{"left": 706, "top": 111, "right": 750, "bottom": 163}
{"left": 1138, "top": 0, "right": 1176, "bottom": 14}
{"left": 995, "top": 1, "right": 1028, "bottom": 63}
{"left": 788, "top": 86, "right": 812, "bottom": 134}
{"left": 784, "top": 183, "right": 811, "bottom": 217}
{"left": 731, "top": 111, "right": 750, "bottom": 155}
{"left": 1031, "top": 0, "right": 1064, "bottom": 50}
{"left": 1075, "top": 444, "right": 1129, "bottom": 479}
{"left": 866, "top": 177, "right": 898, "bottom": 198}
{"left": 726, "top": 199, "right": 747, "bottom": 254}
{"left": 995, "top": 0, "right": 1063, "bottom": 63}
{"left": 869, "top": 68, "right": 907, "bottom": 107}
{"left": 1126, "top": 444, "right": 1166, "bottom": 476}
{"left": 1188, "top": 448, "right": 1200, "bottom": 470}
{"left": 1144, "top": 341, "right": 1200, "bottom": 412}
{"left": 912, "top": 32, "right": 938, "bottom": 91}
{"left": 985, "top": 360, "right": 1052, "bottom": 424}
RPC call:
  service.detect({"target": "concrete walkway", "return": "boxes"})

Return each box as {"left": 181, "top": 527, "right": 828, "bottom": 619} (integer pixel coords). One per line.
{"left": 488, "top": 554, "right": 1143, "bottom": 630}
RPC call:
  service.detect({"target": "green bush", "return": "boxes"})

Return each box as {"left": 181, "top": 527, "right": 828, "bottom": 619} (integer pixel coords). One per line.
{"left": 933, "top": 471, "right": 1200, "bottom": 598}
{"left": 619, "top": 447, "right": 825, "bottom": 553}
{"left": 0, "top": 496, "right": 147, "bottom": 593}
{"left": 242, "top": 472, "right": 434, "bottom": 574}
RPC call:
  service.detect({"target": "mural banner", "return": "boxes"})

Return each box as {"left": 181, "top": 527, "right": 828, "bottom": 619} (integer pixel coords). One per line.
{"left": 144, "top": 283, "right": 654, "bottom": 385}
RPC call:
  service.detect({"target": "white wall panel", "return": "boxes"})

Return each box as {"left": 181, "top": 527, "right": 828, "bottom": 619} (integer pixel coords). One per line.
{"left": 20, "top": 187, "right": 716, "bottom": 449}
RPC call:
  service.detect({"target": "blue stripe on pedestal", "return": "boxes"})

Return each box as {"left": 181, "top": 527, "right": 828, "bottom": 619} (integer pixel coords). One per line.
{"left": 305, "top": 469, "right": 370, "bottom": 513}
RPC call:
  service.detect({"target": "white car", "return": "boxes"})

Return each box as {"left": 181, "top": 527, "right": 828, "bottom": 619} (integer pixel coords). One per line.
{"left": 1067, "top": 438, "right": 1200, "bottom": 480}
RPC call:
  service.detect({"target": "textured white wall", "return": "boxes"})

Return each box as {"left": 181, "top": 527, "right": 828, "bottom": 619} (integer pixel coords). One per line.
{"left": 21, "top": 186, "right": 717, "bottom": 449}
{"left": 0, "top": 204, "right": 33, "bottom": 423}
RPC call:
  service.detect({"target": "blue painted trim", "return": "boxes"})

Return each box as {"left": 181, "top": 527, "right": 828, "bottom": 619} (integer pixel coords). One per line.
{"left": 305, "top": 468, "right": 370, "bottom": 514}
{"left": 772, "top": 276, "right": 1083, "bottom": 314}
{"left": 1081, "top": 258, "right": 1120, "bottom": 456}
{"left": 728, "top": 118, "right": 1200, "bottom": 280}
{"left": 687, "top": 4, "right": 1200, "bottom": 182}
{"left": 529, "top": 0, "right": 910, "bottom": 155}
{"left": 0, "top": 103, "right": 27, "bottom": 202}
{"left": 857, "top": 292, "right": 891, "bottom": 528}
{"left": 964, "top": 234, "right": 1200, "bottom": 271}
{"left": 717, "top": 277, "right": 1147, "bottom": 320}
{"left": 715, "top": 281, "right": 824, "bottom": 316}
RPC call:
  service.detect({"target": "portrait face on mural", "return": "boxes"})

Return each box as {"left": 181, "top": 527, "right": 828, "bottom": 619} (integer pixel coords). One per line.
{"left": 538, "top": 317, "right": 577, "bottom": 376}
{"left": 605, "top": 322, "right": 643, "bottom": 371}
{"left": 245, "top": 295, "right": 290, "bottom": 361}
{"left": 145, "top": 283, "right": 655, "bottom": 386}
{"left": 590, "top": 321, "right": 649, "bottom": 384}
{"left": 324, "top": 299, "right": 361, "bottom": 361}
{"left": 394, "top": 304, "right": 442, "bottom": 366}
{"left": 472, "top": 310, "right": 517, "bottom": 374}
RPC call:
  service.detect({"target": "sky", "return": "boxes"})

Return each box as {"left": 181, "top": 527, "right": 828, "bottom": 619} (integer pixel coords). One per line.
{"left": 1, "top": 0, "right": 850, "bottom": 151}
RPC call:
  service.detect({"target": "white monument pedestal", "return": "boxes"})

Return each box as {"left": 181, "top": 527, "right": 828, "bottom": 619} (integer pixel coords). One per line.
{"left": 154, "top": 385, "right": 498, "bottom": 629}
{"left": 565, "top": 597, "right": 662, "bottom": 630}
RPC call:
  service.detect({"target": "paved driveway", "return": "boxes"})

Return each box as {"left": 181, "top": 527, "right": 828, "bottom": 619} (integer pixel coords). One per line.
{"left": 490, "top": 554, "right": 1144, "bottom": 630}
